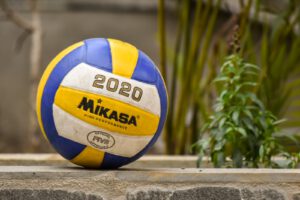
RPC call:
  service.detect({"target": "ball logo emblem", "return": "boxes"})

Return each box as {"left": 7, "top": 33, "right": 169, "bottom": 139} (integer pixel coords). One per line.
{"left": 87, "top": 131, "right": 115, "bottom": 150}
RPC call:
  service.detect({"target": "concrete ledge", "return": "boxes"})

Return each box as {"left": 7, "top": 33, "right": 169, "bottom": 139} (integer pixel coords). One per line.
{"left": 1, "top": 166, "right": 300, "bottom": 183}
{"left": 1, "top": 154, "right": 300, "bottom": 200}
{"left": 0, "top": 154, "right": 200, "bottom": 168}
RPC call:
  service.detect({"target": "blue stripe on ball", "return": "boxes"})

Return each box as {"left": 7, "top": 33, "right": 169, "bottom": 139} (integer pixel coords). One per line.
{"left": 131, "top": 51, "right": 157, "bottom": 84}
{"left": 84, "top": 38, "right": 112, "bottom": 72}
{"left": 41, "top": 45, "right": 86, "bottom": 160}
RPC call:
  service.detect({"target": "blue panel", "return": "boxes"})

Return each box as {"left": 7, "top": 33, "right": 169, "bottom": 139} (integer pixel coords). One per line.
{"left": 84, "top": 38, "right": 112, "bottom": 72}
{"left": 101, "top": 52, "right": 168, "bottom": 169}
{"left": 41, "top": 45, "right": 87, "bottom": 160}
{"left": 101, "top": 153, "right": 130, "bottom": 169}
{"left": 131, "top": 51, "right": 157, "bottom": 84}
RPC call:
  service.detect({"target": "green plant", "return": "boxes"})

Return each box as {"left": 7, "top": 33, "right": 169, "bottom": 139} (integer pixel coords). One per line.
{"left": 194, "top": 52, "right": 300, "bottom": 168}
{"left": 158, "top": 0, "right": 300, "bottom": 155}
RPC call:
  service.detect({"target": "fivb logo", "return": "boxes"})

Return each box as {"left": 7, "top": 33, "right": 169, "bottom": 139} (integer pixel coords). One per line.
{"left": 77, "top": 97, "right": 138, "bottom": 126}
{"left": 87, "top": 131, "right": 115, "bottom": 149}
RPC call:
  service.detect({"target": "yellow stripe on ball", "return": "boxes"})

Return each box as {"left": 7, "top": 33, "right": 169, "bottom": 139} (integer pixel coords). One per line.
{"left": 108, "top": 39, "right": 138, "bottom": 78}
{"left": 54, "top": 86, "right": 159, "bottom": 136}
{"left": 71, "top": 146, "right": 105, "bottom": 168}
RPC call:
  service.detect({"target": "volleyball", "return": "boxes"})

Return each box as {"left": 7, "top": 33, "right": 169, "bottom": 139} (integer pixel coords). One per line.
{"left": 36, "top": 38, "right": 168, "bottom": 169}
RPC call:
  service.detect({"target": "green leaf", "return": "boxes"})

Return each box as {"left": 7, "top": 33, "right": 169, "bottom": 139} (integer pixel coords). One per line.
{"left": 209, "top": 114, "right": 224, "bottom": 128}
{"left": 233, "top": 75, "right": 241, "bottom": 81}
{"left": 258, "top": 116, "right": 268, "bottom": 130}
{"left": 218, "top": 117, "right": 227, "bottom": 129}
{"left": 220, "top": 90, "right": 228, "bottom": 99}
{"left": 214, "top": 140, "right": 225, "bottom": 151}
{"left": 259, "top": 145, "right": 264, "bottom": 158}
{"left": 246, "top": 93, "right": 265, "bottom": 109}
{"left": 213, "top": 76, "right": 230, "bottom": 83}
{"left": 236, "top": 94, "right": 247, "bottom": 105}
{"left": 272, "top": 159, "right": 293, "bottom": 168}
{"left": 200, "top": 123, "right": 209, "bottom": 133}
{"left": 225, "top": 127, "right": 234, "bottom": 134}
{"left": 273, "top": 118, "right": 287, "bottom": 125}
{"left": 243, "top": 63, "right": 260, "bottom": 71}
{"left": 236, "top": 127, "right": 247, "bottom": 137}
{"left": 243, "top": 70, "right": 258, "bottom": 76}
{"left": 241, "top": 82, "right": 257, "bottom": 87}
{"left": 225, "top": 64, "right": 237, "bottom": 74}
{"left": 214, "top": 103, "right": 224, "bottom": 112}
{"left": 242, "top": 118, "right": 256, "bottom": 134}
{"left": 220, "top": 61, "right": 233, "bottom": 72}
{"left": 232, "top": 111, "right": 240, "bottom": 125}
{"left": 198, "top": 138, "right": 210, "bottom": 149}
{"left": 243, "top": 110, "right": 254, "bottom": 120}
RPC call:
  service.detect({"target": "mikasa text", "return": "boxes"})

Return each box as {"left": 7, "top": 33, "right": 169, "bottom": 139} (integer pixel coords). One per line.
{"left": 78, "top": 97, "right": 137, "bottom": 126}
{"left": 92, "top": 74, "right": 143, "bottom": 102}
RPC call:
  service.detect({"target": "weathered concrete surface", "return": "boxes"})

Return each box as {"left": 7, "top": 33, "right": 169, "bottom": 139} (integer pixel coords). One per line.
{"left": 127, "top": 187, "right": 289, "bottom": 200}
{"left": 294, "top": 193, "right": 300, "bottom": 200}
{"left": 0, "top": 189, "right": 104, "bottom": 200}
{"left": 1, "top": 155, "right": 300, "bottom": 199}
{"left": 127, "top": 187, "right": 242, "bottom": 200}
{"left": 0, "top": 166, "right": 300, "bottom": 199}
{"left": 241, "top": 189, "right": 286, "bottom": 200}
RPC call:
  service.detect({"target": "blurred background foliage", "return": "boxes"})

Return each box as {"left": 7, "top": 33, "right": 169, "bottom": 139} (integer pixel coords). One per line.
{"left": 159, "top": 0, "right": 300, "bottom": 154}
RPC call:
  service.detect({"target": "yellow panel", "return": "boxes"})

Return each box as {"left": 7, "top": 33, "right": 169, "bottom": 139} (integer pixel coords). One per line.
{"left": 54, "top": 86, "right": 159, "bottom": 136}
{"left": 108, "top": 39, "right": 138, "bottom": 78}
{"left": 36, "top": 42, "right": 84, "bottom": 141}
{"left": 71, "top": 146, "right": 104, "bottom": 168}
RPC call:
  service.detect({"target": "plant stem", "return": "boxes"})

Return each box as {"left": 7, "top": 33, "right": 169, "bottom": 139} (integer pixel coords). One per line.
{"left": 166, "top": 1, "right": 184, "bottom": 154}
{"left": 158, "top": 0, "right": 167, "bottom": 81}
